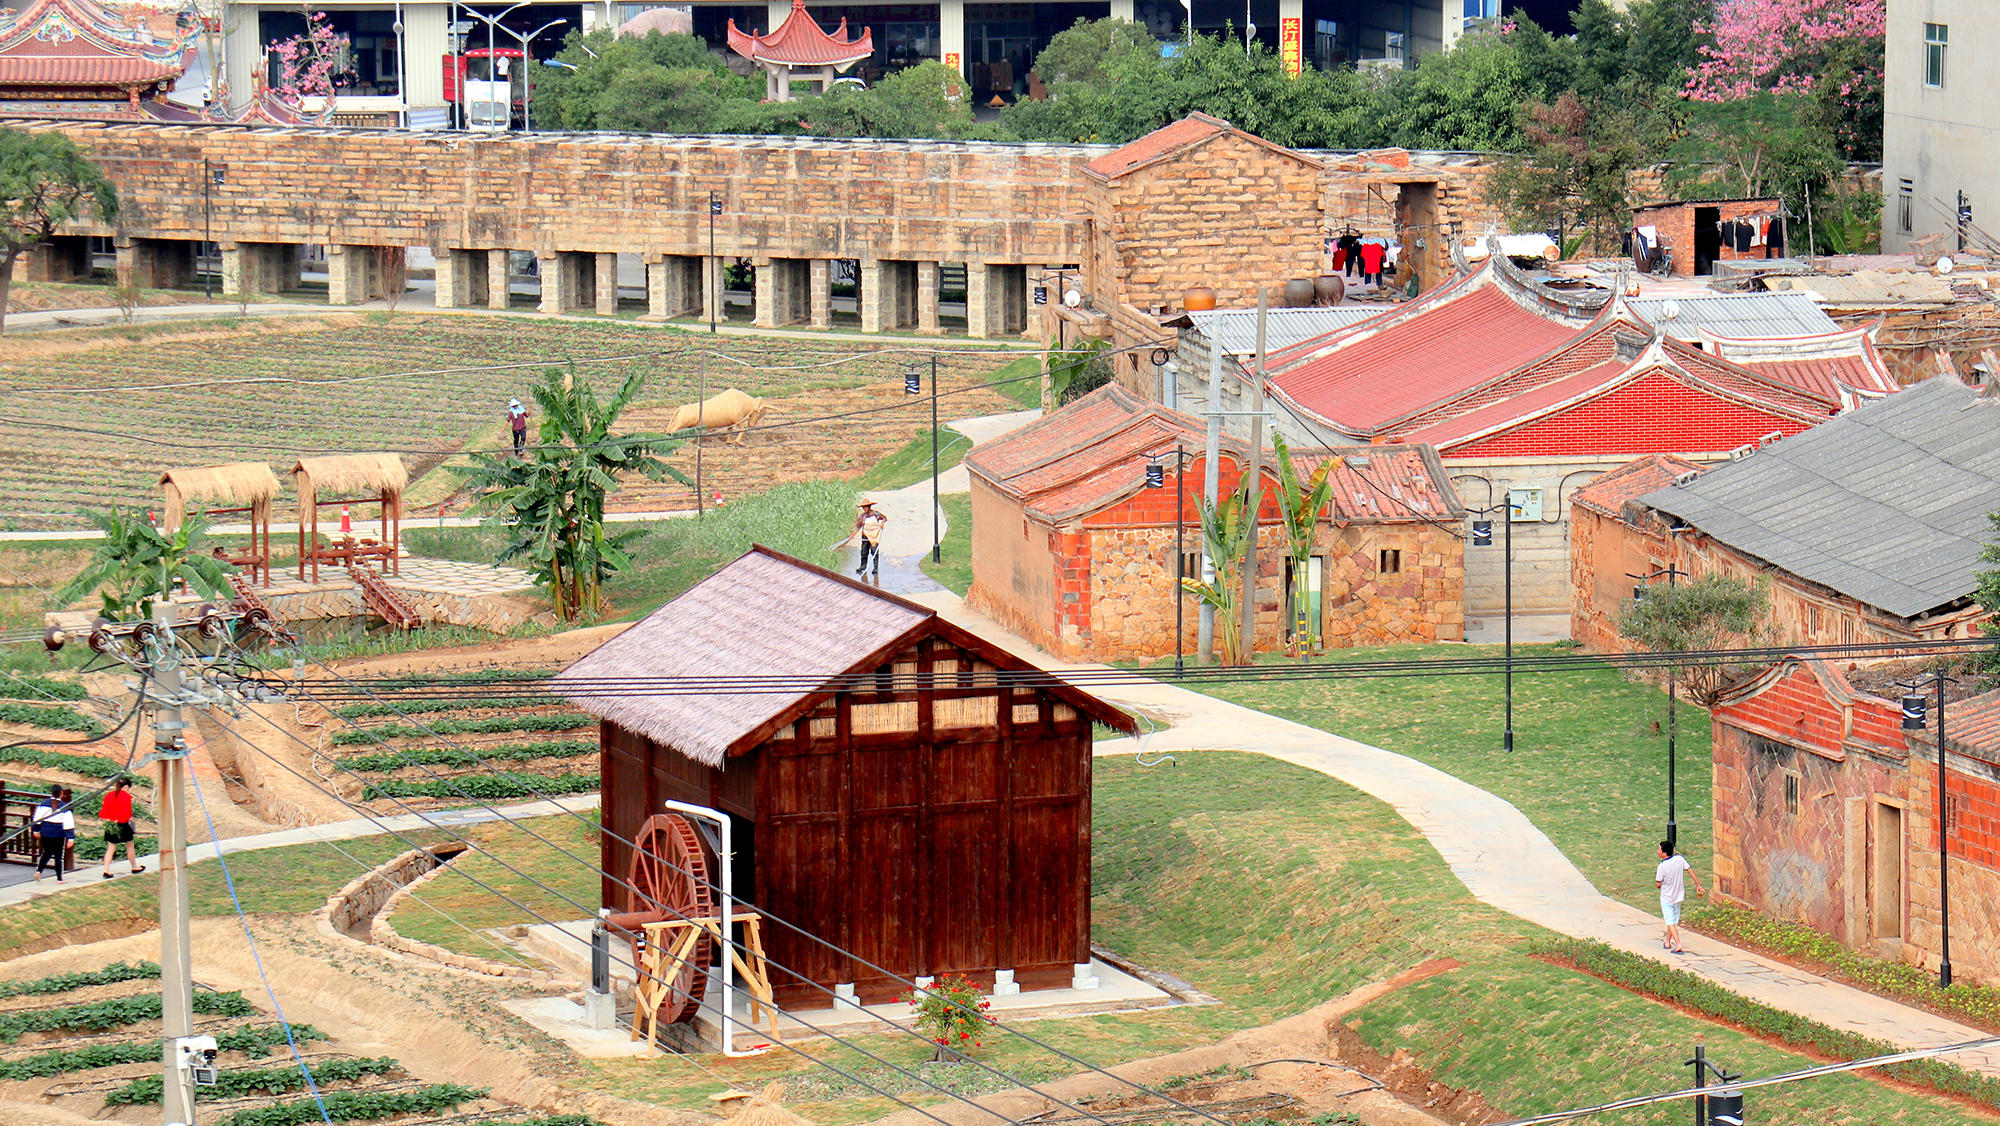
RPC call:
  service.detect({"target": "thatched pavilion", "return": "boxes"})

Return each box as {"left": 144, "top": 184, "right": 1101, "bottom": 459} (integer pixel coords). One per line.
{"left": 158, "top": 462, "right": 282, "bottom": 587}
{"left": 291, "top": 454, "right": 407, "bottom": 582}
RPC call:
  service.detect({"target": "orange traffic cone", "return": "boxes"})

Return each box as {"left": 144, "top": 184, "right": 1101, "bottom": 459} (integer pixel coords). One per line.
{"left": 340, "top": 505, "right": 352, "bottom": 534}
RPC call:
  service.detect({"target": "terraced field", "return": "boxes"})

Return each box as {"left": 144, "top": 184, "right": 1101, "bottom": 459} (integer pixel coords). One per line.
{"left": 0, "top": 314, "right": 1028, "bottom": 527}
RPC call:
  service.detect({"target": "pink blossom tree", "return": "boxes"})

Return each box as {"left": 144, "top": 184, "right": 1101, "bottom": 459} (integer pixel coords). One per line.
{"left": 1686, "top": 0, "right": 1884, "bottom": 158}
{"left": 268, "top": 9, "right": 350, "bottom": 124}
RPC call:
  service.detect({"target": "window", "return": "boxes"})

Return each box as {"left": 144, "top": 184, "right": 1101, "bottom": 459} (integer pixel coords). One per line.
{"left": 1925, "top": 23, "right": 1948, "bottom": 88}
{"left": 1899, "top": 179, "right": 1914, "bottom": 233}
{"left": 1783, "top": 771, "right": 1801, "bottom": 816}
{"left": 1179, "top": 551, "right": 1201, "bottom": 583}
{"left": 1378, "top": 549, "right": 1403, "bottom": 574}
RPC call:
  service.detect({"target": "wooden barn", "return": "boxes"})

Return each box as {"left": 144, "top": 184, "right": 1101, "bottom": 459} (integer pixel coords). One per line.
{"left": 553, "top": 547, "right": 1136, "bottom": 1011}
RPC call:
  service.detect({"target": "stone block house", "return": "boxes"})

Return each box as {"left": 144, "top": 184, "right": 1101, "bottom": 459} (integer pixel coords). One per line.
{"left": 962, "top": 384, "right": 1465, "bottom": 663}
{"left": 1571, "top": 377, "right": 2000, "bottom": 657}
{"left": 1711, "top": 657, "right": 2000, "bottom": 982}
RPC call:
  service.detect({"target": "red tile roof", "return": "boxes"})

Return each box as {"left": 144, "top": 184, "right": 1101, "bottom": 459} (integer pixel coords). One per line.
{"left": 727, "top": 0, "right": 872, "bottom": 68}
{"left": 965, "top": 385, "right": 1228, "bottom": 522}
{"left": 1292, "top": 447, "right": 1465, "bottom": 522}
{"left": 1269, "top": 279, "right": 1582, "bottom": 437}
{"left": 1083, "top": 111, "right": 1323, "bottom": 182}
{"left": 1570, "top": 454, "right": 1705, "bottom": 519}
{"left": 1947, "top": 689, "right": 2000, "bottom": 766}
{"left": 0, "top": 0, "right": 192, "bottom": 91}
{"left": 1705, "top": 327, "right": 1902, "bottom": 402}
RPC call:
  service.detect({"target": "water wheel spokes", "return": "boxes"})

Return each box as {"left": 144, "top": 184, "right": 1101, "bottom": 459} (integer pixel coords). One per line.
{"left": 626, "top": 812, "right": 713, "bottom": 1025}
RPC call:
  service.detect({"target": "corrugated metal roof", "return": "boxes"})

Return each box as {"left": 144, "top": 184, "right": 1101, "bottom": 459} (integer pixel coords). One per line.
{"left": 1186, "top": 307, "right": 1383, "bottom": 357}
{"left": 1627, "top": 294, "right": 1838, "bottom": 341}
{"left": 1637, "top": 378, "right": 2000, "bottom": 618}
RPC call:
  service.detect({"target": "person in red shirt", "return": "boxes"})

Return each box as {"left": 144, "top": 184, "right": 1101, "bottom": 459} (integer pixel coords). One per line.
{"left": 99, "top": 776, "right": 144, "bottom": 878}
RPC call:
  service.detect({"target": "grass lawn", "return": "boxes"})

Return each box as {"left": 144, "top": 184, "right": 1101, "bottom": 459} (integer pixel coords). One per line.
{"left": 1191, "top": 643, "right": 1707, "bottom": 912}
{"left": 387, "top": 816, "right": 601, "bottom": 969}
{"left": 982, "top": 355, "right": 1044, "bottom": 410}
{"left": 550, "top": 754, "right": 1984, "bottom": 1125}
{"left": 920, "top": 494, "right": 973, "bottom": 595}
{"left": 851, "top": 427, "right": 972, "bottom": 492}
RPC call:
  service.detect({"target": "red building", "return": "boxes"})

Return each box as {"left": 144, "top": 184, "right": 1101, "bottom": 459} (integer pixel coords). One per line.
{"left": 1712, "top": 658, "right": 2000, "bottom": 982}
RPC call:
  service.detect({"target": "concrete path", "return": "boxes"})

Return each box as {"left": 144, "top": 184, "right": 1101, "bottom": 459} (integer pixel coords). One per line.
{"left": 0, "top": 795, "right": 598, "bottom": 909}
{"left": 904, "top": 590, "right": 2000, "bottom": 1075}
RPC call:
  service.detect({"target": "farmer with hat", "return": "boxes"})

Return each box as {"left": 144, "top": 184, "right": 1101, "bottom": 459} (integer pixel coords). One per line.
{"left": 847, "top": 499, "right": 888, "bottom": 577}
{"left": 508, "top": 398, "right": 529, "bottom": 457}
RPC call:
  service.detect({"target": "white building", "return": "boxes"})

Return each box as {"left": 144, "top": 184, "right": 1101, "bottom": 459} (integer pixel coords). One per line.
{"left": 1881, "top": 0, "right": 1992, "bottom": 254}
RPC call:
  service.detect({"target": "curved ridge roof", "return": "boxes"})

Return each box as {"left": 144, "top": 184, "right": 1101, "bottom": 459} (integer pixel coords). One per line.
{"left": 0, "top": 0, "right": 192, "bottom": 90}
{"left": 727, "top": 0, "right": 873, "bottom": 67}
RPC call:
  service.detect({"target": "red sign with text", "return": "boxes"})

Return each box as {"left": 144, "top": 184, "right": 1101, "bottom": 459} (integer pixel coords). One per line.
{"left": 1280, "top": 18, "right": 1302, "bottom": 77}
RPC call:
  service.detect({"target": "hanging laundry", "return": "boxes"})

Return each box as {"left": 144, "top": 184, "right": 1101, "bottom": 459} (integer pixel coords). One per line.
{"left": 1767, "top": 216, "right": 1785, "bottom": 256}
{"left": 1734, "top": 221, "right": 1752, "bottom": 254}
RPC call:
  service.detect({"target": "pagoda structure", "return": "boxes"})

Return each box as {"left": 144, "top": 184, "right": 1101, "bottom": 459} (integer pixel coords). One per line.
{"left": 0, "top": 0, "right": 194, "bottom": 116}
{"left": 727, "top": 0, "right": 872, "bottom": 103}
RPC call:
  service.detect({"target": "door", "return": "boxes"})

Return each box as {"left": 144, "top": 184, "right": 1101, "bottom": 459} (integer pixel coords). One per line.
{"left": 1694, "top": 207, "right": 1721, "bottom": 276}
{"left": 1872, "top": 803, "right": 1904, "bottom": 940}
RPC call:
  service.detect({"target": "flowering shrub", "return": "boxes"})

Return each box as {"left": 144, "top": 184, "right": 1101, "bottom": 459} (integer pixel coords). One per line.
{"left": 902, "top": 974, "right": 993, "bottom": 1060}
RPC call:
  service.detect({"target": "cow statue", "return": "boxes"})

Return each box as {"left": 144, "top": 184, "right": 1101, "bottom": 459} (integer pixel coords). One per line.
{"left": 667, "top": 388, "right": 768, "bottom": 446}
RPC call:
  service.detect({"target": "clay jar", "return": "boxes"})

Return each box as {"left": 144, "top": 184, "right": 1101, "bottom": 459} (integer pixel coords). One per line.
{"left": 1183, "top": 286, "right": 1217, "bottom": 311}
{"left": 1283, "top": 278, "right": 1317, "bottom": 308}
{"left": 1314, "top": 274, "right": 1345, "bottom": 306}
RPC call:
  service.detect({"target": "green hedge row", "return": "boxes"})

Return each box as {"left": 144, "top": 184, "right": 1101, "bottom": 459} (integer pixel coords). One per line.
{"left": 339, "top": 740, "right": 597, "bottom": 773}
{"left": 0, "top": 701, "right": 102, "bottom": 735}
{"left": 332, "top": 713, "right": 595, "bottom": 745}
{"left": 0, "top": 1024, "right": 325, "bottom": 1082}
{"left": 1535, "top": 937, "right": 2000, "bottom": 1110}
{"left": 363, "top": 772, "right": 599, "bottom": 802}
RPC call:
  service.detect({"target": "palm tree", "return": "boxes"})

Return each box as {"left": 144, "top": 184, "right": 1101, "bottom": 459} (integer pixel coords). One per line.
{"left": 456, "top": 365, "right": 687, "bottom": 621}
{"left": 1271, "top": 434, "right": 1335, "bottom": 655}
{"left": 57, "top": 509, "right": 234, "bottom": 619}
{"left": 1181, "top": 476, "right": 1263, "bottom": 666}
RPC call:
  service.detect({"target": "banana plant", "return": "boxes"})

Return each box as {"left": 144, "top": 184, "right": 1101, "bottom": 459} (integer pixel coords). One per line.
{"left": 57, "top": 508, "right": 234, "bottom": 619}
{"left": 1180, "top": 476, "right": 1264, "bottom": 666}
{"left": 1272, "top": 433, "right": 1336, "bottom": 655}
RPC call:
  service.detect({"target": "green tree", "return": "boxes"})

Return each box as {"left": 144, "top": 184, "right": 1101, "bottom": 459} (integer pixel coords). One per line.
{"left": 1372, "top": 26, "right": 1531, "bottom": 151}
{"left": 1665, "top": 92, "right": 1842, "bottom": 224}
{"left": 1043, "top": 337, "right": 1112, "bottom": 406}
{"left": 1492, "top": 91, "right": 1659, "bottom": 257}
{"left": 1182, "top": 476, "right": 1264, "bottom": 667}
{"left": 456, "top": 366, "right": 687, "bottom": 620}
{"left": 1270, "top": 434, "right": 1333, "bottom": 654}
{"left": 798, "top": 61, "right": 978, "bottom": 139}
{"left": 534, "top": 29, "right": 758, "bottom": 132}
{"left": 57, "top": 510, "right": 234, "bottom": 619}
{"left": 0, "top": 129, "right": 117, "bottom": 334}
{"left": 1029, "top": 16, "right": 1161, "bottom": 86}
{"left": 1615, "top": 573, "right": 1770, "bottom": 705}
{"left": 1975, "top": 513, "right": 2000, "bottom": 675}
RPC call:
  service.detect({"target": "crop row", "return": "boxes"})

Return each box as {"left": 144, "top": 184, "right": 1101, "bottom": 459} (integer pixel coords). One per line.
{"left": 215, "top": 1083, "right": 487, "bottom": 1126}
{"left": 106, "top": 1056, "right": 401, "bottom": 1106}
{"left": 0, "top": 991, "right": 257, "bottom": 1043}
{"left": 332, "top": 696, "right": 562, "bottom": 720}
{"left": 0, "top": 677, "right": 87, "bottom": 703}
{"left": 362, "top": 773, "right": 599, "bottom": 802}
{"left": 0, "top": 1024, "right": 325, "bottom": 1081}
{"left": 332, "top": 714, "right": 596, "bottom": 745}
{"left": 338, "top": 741, "right": 597, "bottom": 773}
{"left": 0, "top": 702, "right": 103, "bottom": 736}
{"left": 0, "top": 746, "right": 130, "bottom": 779}
{"left": 0, "top": 961, "right": 157, "bottom": 1000}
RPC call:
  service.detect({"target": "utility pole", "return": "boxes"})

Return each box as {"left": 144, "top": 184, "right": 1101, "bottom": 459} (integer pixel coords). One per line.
{"left": 695, "top": 358, "right": 705, "bottom": 517}
{"left": 152, "top": 604, "right": 196, "bottom": 1126}
{"left": 1199, "top": 324, "right": 1222, "bottom": 663}
{"left": 1238, "top": 289, "right": 1267, "bottom": 660}
{"left": 930, "top": 354, "right": 941, "bottom": 564}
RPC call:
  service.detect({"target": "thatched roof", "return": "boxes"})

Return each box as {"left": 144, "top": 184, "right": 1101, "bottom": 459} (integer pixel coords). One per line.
{"left": 554, "top": 547, "right": 1134, "bottom": 767}
{"left": 158, "top": 463, "right": 282, "bottom": 526}
{"left": 291, "top": 453, "right": 407, "bottom": 502}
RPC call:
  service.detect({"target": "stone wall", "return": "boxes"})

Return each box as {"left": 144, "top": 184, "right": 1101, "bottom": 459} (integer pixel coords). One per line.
{"left": 317, "top": 843, "right": 561, "bottom": 984}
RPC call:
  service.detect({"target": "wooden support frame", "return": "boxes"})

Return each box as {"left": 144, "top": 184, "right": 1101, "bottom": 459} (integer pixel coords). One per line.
{"left": 634, "top": 913, "right": 776, "bottom": 1046}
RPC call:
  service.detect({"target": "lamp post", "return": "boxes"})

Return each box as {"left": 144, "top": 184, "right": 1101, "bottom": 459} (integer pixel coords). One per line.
{"left": 458, "top": 3, "right": 565, "bottom": 131}
{"left": 1899, "top": 668, "right": 1958, "bottom": 987}
{"left": 202, "top": 161, "right": 224, "bottom": 300}
{"left": 1145, "top": 444, "right": 1191, "bottom": 678}
{"left": 1631, "top": 563, "right": 1685, "bottom": 853}
{"left": 1468, "top": 488, "right": 1518, "bottom": 753}
{"left": 903, "top": 360, "right": 942, "bottom": 563}
{"left": 708, "top": 190, "right": 721, "bottom": 333}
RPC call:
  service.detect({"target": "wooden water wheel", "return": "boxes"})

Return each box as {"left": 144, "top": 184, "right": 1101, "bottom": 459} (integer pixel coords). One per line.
{"left": 608, "top": 813, "right": 713, "bottom": 1024}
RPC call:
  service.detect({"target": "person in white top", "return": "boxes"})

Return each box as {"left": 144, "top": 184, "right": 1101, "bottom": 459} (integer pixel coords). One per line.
{"left": 1655, "top": 840, "right": 1705, "bottom": 954}
{"left": 30, "top": 785, "right": 75, "bottom": 883}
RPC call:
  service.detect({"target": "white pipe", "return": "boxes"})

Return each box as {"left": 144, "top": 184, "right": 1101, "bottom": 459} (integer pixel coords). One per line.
{"left": 663, "top": 800, "right": 761, "bottom": 1056}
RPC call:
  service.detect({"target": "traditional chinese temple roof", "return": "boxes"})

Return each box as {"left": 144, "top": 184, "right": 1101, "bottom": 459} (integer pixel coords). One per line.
{"left": 726, "top": 0, "right": 872, "bottom": 68}
{"left": 0, "top": 0, "right": 193, "bottom": 97}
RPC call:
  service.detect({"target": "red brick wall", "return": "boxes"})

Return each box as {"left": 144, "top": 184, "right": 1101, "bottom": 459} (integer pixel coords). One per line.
{"left": 1448, "top": 372, "right": 1815, "bottom": 459}
{"left": 1632, "top": 199, "right": 1785, "bottom": 278}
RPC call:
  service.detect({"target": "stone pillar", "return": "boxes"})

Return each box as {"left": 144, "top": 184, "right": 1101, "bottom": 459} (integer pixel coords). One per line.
{"left": 967, "top": 263, "right": 1029, "bottom": 338}
{"left": 810, "top": 258, "right": 832, "bottom": 329}
{"left": 756, "top": 258, "right": 809, "bottom": 328}
{"left": 327, "top": 244, "right": 385, "bottom": 305}
{"left": 227, "top": 243, "right": 299, "bottom": 297}
{"left": 13, "top": 236, "right": 91, "bottom": 282}
{"left": 863, "top": 260, "right": 917, "bottom": 333}
{"left": 1009, "top": 264, "right": 1033, "bottom": 336}
{"left": 437, "top": 249, "right": 489, "bottom": 308}
{"left": 645, "top": 255, "right": 702, "bottom": 319}
{"left": 487, "top": 249, "right": 511, "bottom": 310}
{"left": 966, "top": 262, "right": 992, "bottom": 339}
{"left": 539, "top": 252, "right": 582, "bottom": 314}
{"left": 595, "top": 251, "right": 618, "bottom": 316}
{"left": 703, "top": 256, "right": 724, "bottom": 326}
{"left": 220, "top": 242, "right": 248, "bottom": 297}
{"left": 859, "top": 258, "right": 884, "bottom": 334}
{"left": 753, "top": 257, "right": 777, "bottom": 329}
{"left": 119, "top": 238, "right": 196, "bottom": 290}
{"left": 917, "top": 260, "right": 942, "bottom": 335}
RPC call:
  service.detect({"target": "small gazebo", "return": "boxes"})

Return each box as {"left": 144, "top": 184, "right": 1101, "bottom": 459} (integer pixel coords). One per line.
{"left": 726, "top": 0, "right": 872, "bottom": 102}
{"left": 158, "top": 462, "right": 283, "bottom": 587}
{"left": 292, "top": 454, "right": 407, "bottom": 583}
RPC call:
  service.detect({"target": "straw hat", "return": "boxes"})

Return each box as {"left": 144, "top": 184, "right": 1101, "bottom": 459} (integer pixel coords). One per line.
{"left": 857, "top": 499, "right": 876, "bottom": 509}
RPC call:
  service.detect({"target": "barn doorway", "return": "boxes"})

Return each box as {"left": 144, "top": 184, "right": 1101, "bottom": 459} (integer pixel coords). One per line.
{"left": 1694, "top": 206, "right": 1721, "bottom": 276}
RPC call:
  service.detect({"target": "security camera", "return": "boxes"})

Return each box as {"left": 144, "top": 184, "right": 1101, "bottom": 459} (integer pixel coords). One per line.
{"left": 176, "top": 1035, "right": 220, "bottom": 1086}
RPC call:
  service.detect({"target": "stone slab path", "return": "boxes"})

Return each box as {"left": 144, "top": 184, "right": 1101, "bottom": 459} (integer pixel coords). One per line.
{"left": 906, "top": 589, "right": 2000, "bottom": 1076}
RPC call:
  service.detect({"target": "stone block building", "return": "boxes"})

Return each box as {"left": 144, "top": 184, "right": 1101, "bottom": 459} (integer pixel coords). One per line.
{"left": 963, "top": 384, "right": 1465, "bottom": 663}
{"left": 1711, "top": 657, "right": 2000, "bottom": 983}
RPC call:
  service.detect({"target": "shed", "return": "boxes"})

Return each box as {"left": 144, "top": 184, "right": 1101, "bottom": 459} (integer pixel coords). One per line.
{"left": 158, "top": 461, "right": 282, "bottom": 586}
{"left": 1630, "top": 197, "right": 1787, "bottom": 277}
{"left": 291, "top": 454, "right": 406, "bottom": 582}
{"left": 553, "top": 546, "right": 1137, "bottom": 1011}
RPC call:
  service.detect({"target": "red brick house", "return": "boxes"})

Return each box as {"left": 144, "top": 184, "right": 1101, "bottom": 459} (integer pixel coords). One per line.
{"left": 963, "top": 385, "right": 1466, "bottom": 662}
{"left": 1711, "top": 657, "right": 2000, "bottom": 981}
{"left": 1630, "top": 198, "right": 1787, "bottom": 277}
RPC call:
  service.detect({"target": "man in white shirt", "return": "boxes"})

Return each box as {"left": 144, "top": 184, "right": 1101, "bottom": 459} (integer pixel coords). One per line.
{"left": 1656, "top": 840, "right": 1705, "bottom": 954}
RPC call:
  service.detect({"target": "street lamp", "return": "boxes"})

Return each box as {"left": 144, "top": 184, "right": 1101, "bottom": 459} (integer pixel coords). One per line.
{"left": 904, "top": 358, "right": 941, "bottom": 563}
{"left": 1630, "top": 563, "right": 1686, "bottom": 853}
{"left": 1898, "top": 667, "right": 1958, "bottom": 987}
{"left": 1468, "top": 488, "right": 1520, "bottom": 753}
{"left": 202, "top": 161, "right": 225, "bottom": 300}
{"left": 1144, "top": 444, "right": 1190, "bottom": 678}
{"left": 459, "top": 3, "right": 566, "bottom": 131}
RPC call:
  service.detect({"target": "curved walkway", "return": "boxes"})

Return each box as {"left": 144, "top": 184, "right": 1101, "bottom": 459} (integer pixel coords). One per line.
{"left": 908, "top": 589, "right": 2000, "bottom": 1078}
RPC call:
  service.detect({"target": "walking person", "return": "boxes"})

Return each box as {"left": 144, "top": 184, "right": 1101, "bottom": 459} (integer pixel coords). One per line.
{"left": 847, "top": 500, "right": 888, "bottom": 577}
{"left": 31, "top": 784, "right": 72, "bottom": 883}
{"left": 1655, "top": 840, "right": 1705, "bottom": 954}
{"left": 99, "top": 777, "right": 145, "bottom": 879}
{"left": 508, "top": 398, "right": 529, "bottom": 457}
